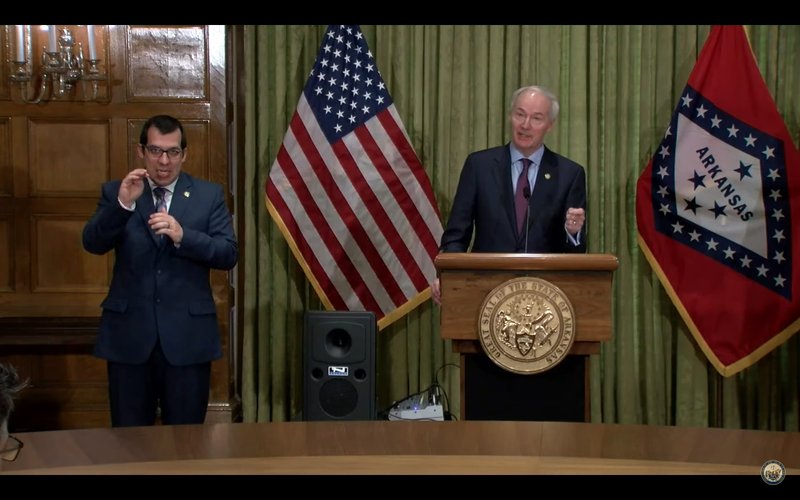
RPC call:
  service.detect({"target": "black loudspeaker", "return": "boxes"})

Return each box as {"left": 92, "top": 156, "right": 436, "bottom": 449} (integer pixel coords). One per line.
{"left": 303, "top": 310, "right": 376, "bottom": 421}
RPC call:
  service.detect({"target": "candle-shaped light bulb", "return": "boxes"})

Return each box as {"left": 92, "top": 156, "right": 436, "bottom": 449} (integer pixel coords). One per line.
{"left": 14, "top": 25, "right": 25, "bottom": 62}
{"left": 47, "top": 25, "right": 57, "bottom": 53}
{"left": 86, "top": 25, "right": 97, "bottom": 60}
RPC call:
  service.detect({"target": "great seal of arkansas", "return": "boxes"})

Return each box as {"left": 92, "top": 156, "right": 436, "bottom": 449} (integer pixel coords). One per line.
{"left": 478, "top": 277, "right": 575, "bottom": 374}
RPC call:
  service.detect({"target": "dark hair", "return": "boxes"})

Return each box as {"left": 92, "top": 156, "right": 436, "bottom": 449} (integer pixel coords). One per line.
{"left": 139, "top": 115, "right": 186, "bottom": 149}
{"left": 0, "top": 363, "right": 28, "bottom": 426}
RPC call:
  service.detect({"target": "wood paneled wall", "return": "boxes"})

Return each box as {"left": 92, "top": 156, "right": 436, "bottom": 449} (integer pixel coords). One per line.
{"left": 0, "top": 25, "right": 234, "bottom": 431}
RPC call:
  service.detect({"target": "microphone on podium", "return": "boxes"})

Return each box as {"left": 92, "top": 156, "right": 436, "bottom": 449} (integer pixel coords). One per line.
{"left": 523, "top": 186, "right": 531, "bottom": 253}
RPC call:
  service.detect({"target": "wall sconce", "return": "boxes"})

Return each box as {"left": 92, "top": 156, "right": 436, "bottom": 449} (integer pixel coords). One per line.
{"left": 8, "top": 25, "right": 107, "bottom": 104}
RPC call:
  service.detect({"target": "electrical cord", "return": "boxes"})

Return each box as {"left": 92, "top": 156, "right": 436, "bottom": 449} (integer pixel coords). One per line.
{"left": 435, "top": 362, "right": 460, "bottom": 387}
{"left": 435, "top": 362, "right": 459, "bottom": 420}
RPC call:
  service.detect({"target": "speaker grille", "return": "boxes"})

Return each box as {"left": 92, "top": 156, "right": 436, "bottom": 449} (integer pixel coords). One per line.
{"left": 318, "top": 378, "right": 359, "bottom": 418}
{"left": 304, "top": 311, "right": 376, "bottom": 421}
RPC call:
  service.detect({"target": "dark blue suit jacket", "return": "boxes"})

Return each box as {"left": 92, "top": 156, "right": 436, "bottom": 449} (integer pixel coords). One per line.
{"left": 82, "top": 172, "right": 238, "bottom": 366}
{"left": 440, "top": 144, "right": 586, "bottom": 253}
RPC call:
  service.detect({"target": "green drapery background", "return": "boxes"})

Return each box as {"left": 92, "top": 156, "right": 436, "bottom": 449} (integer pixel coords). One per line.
{"left": 239, "top": 25, "right": 800, "bottom": 430}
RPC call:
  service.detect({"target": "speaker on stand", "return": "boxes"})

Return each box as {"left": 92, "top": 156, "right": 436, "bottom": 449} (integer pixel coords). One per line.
{"left": 303, "top": 310, "right": 376, "bottom": 421}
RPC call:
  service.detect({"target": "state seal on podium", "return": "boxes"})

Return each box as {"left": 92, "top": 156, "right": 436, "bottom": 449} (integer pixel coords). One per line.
{"left": 477, "top": 277, "right": 575, "bottom": 374}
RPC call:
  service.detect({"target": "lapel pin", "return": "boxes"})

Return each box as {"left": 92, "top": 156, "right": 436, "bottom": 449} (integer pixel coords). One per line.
{"left": 544, "top": 173, "right": 551, "bottom": 180}
{"left": 184, "top": 191, "right": 190, "bottom": 198}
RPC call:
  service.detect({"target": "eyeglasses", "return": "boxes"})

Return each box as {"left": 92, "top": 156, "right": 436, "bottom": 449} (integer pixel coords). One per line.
{"left": 143, "top": 145, "right": 183, "bottom": 160}
{"left": 511, "top": 110, "right": 549, "bottom": 126}
{"left": 1, "top": 435, "right": 23, "bottom": 462}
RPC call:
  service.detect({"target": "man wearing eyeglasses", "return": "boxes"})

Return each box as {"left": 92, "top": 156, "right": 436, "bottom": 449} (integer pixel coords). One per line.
{"left": 430, "top": 86, "right": 587, "bottom": 422}
{"left": 1, "top": 362, "right": 28, "bottom": 465}
{"left": 82, "top": 115, "right": 238, "bottom": 427}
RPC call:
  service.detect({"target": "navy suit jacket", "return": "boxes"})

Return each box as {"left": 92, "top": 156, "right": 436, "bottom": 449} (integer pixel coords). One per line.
{"left": 82, "top": 172, "right": 238, "bottom": 366}
{"left": 440, "top": 144, "right": 586, "bottom": 253}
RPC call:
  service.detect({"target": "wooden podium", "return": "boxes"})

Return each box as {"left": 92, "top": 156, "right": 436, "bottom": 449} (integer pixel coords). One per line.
{"left": 435, "top": 253, "right": 619, "bottom": 421}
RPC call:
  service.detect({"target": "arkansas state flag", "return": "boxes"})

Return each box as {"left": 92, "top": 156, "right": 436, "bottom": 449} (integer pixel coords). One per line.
{"left": 636, "top": 26, "right": 800, "bottom": 376}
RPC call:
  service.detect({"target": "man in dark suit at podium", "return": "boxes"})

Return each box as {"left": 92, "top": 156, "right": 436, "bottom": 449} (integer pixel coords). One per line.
{"left": 432, "top": 85, "right": 588, "bottom": 422}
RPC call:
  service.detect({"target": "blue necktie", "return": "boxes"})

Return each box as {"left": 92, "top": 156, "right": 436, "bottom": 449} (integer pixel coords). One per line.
{"left": 153, "top": 187, "right": 167, "bottom": 213}
{"left": 515, "top": 158, "right": 532, "bottom": 235}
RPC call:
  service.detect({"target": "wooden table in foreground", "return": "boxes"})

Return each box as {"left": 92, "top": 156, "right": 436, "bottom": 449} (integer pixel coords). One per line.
{"left": 3, "top": 420, "right": 798, "bottom": 475}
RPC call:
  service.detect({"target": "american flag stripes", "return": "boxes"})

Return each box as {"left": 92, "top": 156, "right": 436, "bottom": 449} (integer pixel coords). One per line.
{"left": 266, "top": 25, "right": 443, "bottom": 329}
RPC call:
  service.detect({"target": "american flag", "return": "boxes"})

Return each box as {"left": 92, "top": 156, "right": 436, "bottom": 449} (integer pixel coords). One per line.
{"left": 636, "top": 26, "right": 800, "bottom": 376}
{"left": 266, "top": 25, "right": 443, "bottom": 329}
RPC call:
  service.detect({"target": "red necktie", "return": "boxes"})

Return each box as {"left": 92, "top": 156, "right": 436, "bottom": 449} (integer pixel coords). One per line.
{"left": 515, "top": 158, "right": 532, "bottom": 235}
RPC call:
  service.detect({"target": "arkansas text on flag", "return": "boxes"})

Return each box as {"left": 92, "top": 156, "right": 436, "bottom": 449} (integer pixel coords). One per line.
{"left": 266, "top": 25, "right": 443, "bottom": 329}
{"left": 636, "top": 25, "right": 800, "bottom": 376}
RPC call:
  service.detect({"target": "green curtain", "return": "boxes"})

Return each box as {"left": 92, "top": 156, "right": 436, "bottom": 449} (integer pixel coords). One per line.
{"left": 240, "top": 25, "right": 800, "bottom": 430}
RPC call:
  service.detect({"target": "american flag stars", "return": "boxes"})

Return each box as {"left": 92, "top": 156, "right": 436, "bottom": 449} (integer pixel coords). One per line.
{"left": 307, "top": 26, "right": 391, "bottom": 142}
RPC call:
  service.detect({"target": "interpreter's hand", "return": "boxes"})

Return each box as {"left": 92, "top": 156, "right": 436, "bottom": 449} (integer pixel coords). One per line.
{"left": 565, "top": 207, "right": 585, "bottom": 236}
{"left": 149, "top": 208, "right": 183, "bottom": 244}
{"left": 118, "top": 169, "right": 149, "bottom": 209}
{"left": 431, "top": 277, "right": 442, "bottom": 305}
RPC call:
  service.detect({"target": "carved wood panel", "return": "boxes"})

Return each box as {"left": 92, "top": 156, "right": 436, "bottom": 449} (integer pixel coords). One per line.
{"left": 128, "top": 26, "right": 208, "bottom": 101}
{"left": 29, "top": 119, "right": 109, "bottom": 196}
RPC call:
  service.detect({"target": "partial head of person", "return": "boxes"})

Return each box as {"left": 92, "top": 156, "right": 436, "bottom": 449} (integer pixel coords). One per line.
{"left": 1, "top": 362, "right": 28, "bottom": 464}
{"left": 137, "top": 114, "right": 187, "bottom": 187}
{"left": 508, "top": 85, "right": 559, "bottom": 157}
